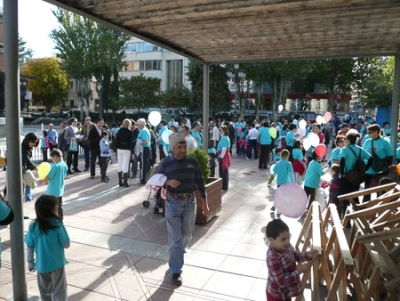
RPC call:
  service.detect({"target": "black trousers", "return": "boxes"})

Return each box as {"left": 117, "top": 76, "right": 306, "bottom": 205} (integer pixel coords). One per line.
{"left": 141, "top": 147, "right": 151, "bottom": 184}
{"left": 90, "top": 148, "right": 101, "bottom": 177}
{"left": 247, "top": 139, "right": 258, "bottom": 159}
{"left": 218, "top": 160, "right": 229, "bottom": 191}
{"left": 67, "top": 151, "right": 79, "bottom": 171}
{"left": 159, "top": 145, "right": 166, "bottom": 160}
{"left": 304, "top": 186, "right": 317, "bottom": 209}
{"left": 100, "top": 157, "right": 109, "bottom": 180}
{"left": 259, "top": 144, "right": 271, "bottom": 168}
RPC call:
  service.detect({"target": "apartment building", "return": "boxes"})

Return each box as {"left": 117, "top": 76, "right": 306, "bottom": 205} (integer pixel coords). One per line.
{"left": 120, "top": 37, "right": 191, "bottom": 91}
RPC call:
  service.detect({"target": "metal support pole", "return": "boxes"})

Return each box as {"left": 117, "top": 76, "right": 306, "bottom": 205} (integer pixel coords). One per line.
{"left": 4, "top": 0, "right": 28, "bottom": 300}
{"left": 390, "top": 52, "right": 400, "bottom": 161}
{"left": 203, "top": 64, "right": 209, "bottom": 151}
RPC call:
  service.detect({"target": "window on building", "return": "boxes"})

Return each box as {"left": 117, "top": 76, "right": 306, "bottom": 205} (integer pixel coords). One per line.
{"left": 126, "top": 43, "right": 137, "bottom": 52}
{"left": 166, "top": 60, "right": 183, "bottom": 89}
{"left": 125, "top": 60, "right": 162, "bottom": 71}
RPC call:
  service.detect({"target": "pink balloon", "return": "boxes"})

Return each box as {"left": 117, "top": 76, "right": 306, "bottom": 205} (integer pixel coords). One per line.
{"left": 315, "top": 144, "right": 327, "bottom": 158}
{"left": 323, "top": 112, "right": 332, "bottom": 123}
{"left": 274, "top": 183, "right": 308, "bottom": 218}
{"left": 237, "top": 127, "right": 242, "bottom": 133}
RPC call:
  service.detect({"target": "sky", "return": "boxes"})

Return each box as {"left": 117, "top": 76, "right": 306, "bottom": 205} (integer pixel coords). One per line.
{"left": 3, "top": 0, "right": 60, "bottom": 58}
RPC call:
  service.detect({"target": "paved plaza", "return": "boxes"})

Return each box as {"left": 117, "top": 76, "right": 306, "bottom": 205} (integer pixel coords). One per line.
{"left": 0, "top": 155, "right": 314, "bottom": 301}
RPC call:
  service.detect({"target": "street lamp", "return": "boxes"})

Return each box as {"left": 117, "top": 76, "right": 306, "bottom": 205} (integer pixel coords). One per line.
{"left": 226, "top": 64, "right": 246, "bottom": 117}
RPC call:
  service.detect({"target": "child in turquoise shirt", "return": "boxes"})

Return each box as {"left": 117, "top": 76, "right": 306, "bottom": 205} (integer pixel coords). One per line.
{"left": 41, "top": 149, "right": 68, "bottom": 220}
{"left": 304, "top": 151, "right": 325, "bottom": 209}
{"left": 267, "top": 147, "right": 282, "bottom": 187}
{"left": 25, "top": 195, "right": 70, "bottom": 301}
{"left": 271, "top": 150, "right": 294, "bottom": 212}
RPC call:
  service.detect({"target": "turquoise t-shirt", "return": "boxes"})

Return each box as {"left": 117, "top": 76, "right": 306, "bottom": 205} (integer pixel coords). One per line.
{"left": 138, "top": 127, "right": 151, "bottom": 148}
{"left": 191, "top": 130, "right": 203, "bottom": 148}
{"left": 339, "top": 144, "right": 371, "bottom": 174}
{"left": 384, "top": 128, "right": 391, "bottom": 136}
{"left": 217, "top": 135, "right": 230, "bottom": 158}
{"left": 25, "top": 219, "right": 70, "bottom": 273}
{"left": 235, "top": 122, "right": 245, "bottom": 137}
{"left": 292, "top": 148, "right": 303, "bottom": 161}
{"left": 273, "top": 160, "right": 293, "bottom": 186}
{"left": 363, "top": 137, "right": 394, "bottom": 174}
{"left": 285, "top": 131, "right": 296, "bottom": 147}
{"left": 330, "top": 147, "right": 341, "bottom": 164}
{"left": 157, "top": 126, "right": 168, "bottom": 146}
{"left": 258, "top": 127, "right": 271, "bottom": 145}
{"left": 304, "top": 160, "right": 324, "bottom": 189}
{"left": 273, "top": 152, "right": 282, "bottom": 163}
{"left": 46, "top": 161, "right": 68, "bottom": 198}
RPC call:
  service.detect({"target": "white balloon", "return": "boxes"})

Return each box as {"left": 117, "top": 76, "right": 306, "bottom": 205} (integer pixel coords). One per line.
{"left": 161, "top": 129, "right": 173, "bottom": 144}
{"left": 148, "top": 111, "right": 162, "bottom": 126}
{"left": 299, "top": 119, "right": 307, "bottom": 129}
{"left": 316, "top": 115, "right": 325, "bottom": 125}
{"left": 303, "top": 138, "right": 312, "bottom": 152}
{"left": 278, "top": 104, "right": 283, "bottom": 112}
{"left": 307, "top": 132, "right": 320, "bottom": 147}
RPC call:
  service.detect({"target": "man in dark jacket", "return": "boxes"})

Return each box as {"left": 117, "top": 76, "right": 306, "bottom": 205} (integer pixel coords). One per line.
{"left": 88, "top": 118, "right": 104, "bottom": 179}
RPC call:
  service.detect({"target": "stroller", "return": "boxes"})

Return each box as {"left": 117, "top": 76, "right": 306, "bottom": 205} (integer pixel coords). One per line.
{"left": 142, "top": 163, "right": 166, "bottom": 214}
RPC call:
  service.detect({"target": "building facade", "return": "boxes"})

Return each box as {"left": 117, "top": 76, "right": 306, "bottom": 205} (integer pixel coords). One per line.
{"left": 120, "top": 37, "right": 191, "bottom": 91}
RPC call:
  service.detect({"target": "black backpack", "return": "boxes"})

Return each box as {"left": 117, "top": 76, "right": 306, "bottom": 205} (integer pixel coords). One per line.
{"left": 345, "top": 147, "right": 366, "bottom": 185}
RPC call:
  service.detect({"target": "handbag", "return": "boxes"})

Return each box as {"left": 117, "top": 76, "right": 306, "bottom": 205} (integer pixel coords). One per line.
{"left": 69, "top": 139, "right": 78, "bottom": 152}
{"left": 370, "top": 140, "right": 388, "bottom": 173}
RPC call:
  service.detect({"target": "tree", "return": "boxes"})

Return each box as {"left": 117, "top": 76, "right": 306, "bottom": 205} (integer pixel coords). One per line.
{"left": 243, "top": 61, "right": 312, "bottom": 121}
{"left": 21, "top": 57, "right": 69, "bottom": 111}
{"left": 309, "top": 58, "right": 375, "bottom": 111}
{"left": 361, "top": 57, "right": 393, "bottom": 109}
{"left": 50, "top": 8, "right": 95, "bottom": 119}
{"left": 89, "top": 24, "right": 130, "bottom": 118}
{"left": 159, "top": 85, "right": 191, "bottom": 112}
{"left": 186, "top": 61, "right": 231, "bottom": 114}
{"left": 119, "top": 74, "right": 161, "bottom": 116}
{"left": 51, "top": 9, "right": 130, "bottom": 120}
{"left": 18, "top": 36, "right": 33, "bottom": 67}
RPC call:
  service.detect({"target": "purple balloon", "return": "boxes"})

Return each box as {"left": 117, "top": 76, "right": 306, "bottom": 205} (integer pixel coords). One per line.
{"left": 274, "top": 183, "right": 308, "bottom": 218}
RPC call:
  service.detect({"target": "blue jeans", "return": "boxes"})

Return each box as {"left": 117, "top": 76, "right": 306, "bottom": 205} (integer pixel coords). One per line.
{"left": 25, "top": 185, "right": 32, "bottom": 202}
{"left": 165, "top": 194, "right": 196, "bottom": 274}
{"left": 82, "top": 145, "right": 90, "bottom": 170}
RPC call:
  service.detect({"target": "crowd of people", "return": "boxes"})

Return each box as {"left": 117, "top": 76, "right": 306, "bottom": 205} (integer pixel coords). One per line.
{"left": 6, "top": 111, "right": 399, "bottom": 299}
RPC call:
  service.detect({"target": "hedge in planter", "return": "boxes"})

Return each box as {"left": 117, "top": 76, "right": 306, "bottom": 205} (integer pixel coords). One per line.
{"left": 187, "top": 148, "right": 222, "bottom": 224}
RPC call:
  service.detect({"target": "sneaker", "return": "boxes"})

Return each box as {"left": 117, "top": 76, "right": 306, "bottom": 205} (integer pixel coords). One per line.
{"left": 271, "top": 206, "right": 276, "bottom": 211}
{"left": 267, "top": 183, "right": 271, "bottom": 187}
{"left": 101, "top": 178, "right": 109, "bottom": 183}
{"left": 172, "top": 273, "right": 182, "bottom": 286}
{"left": 74, "top": 168, "right": 82, "bottom": 173}
{"left": 67, "top": 171, "right": 73, "bottom": 175}
{"left": 83, "top": 169, "right": 89, "bottom": 172}
{"left": 245, "top": 157, "right": 250, "bottom": 161}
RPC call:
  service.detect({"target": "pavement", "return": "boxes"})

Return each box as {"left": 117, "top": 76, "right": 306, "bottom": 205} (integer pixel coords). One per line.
{"left": 0, "top": 154, "right": 316, "bottom": 301}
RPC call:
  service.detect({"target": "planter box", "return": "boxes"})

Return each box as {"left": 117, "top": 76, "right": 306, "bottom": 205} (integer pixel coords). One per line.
{"left": 195, "top": 177, "right": 222, "bottom": 224}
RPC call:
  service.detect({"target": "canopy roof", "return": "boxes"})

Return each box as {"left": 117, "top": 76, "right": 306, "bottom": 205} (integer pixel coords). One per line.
{"left": 45, "top": 0, "right": 400, "bottom": 64}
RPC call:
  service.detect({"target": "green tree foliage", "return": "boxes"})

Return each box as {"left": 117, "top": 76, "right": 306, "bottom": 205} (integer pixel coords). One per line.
{"left": 89, "top": 24, "right": 129, "bottom": 118}
{"left": 186, "top": 62, "right": 231, "bottom": 114}
{"left": 119, "top": 74, "right": 161, "bottom": 115}
{"left": 21, "top": 57, "right": 69, "bottom": 111}
{"left": 243, "top": 61, "right": 312, "bottom": 120}
{"left": 18, "top": 36, "right": 33, "bottom": 67}
{"left": 361, "top": 57, "right": 393, "bottom": 108}
{"left": 309, "top": 58, "right": 375, "bottom": 111}
{"left": 159, "top": 85, "right": 191, "bottom": 111}
{"left": 50, "top": 8, "right": 129, "bottom": 120}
